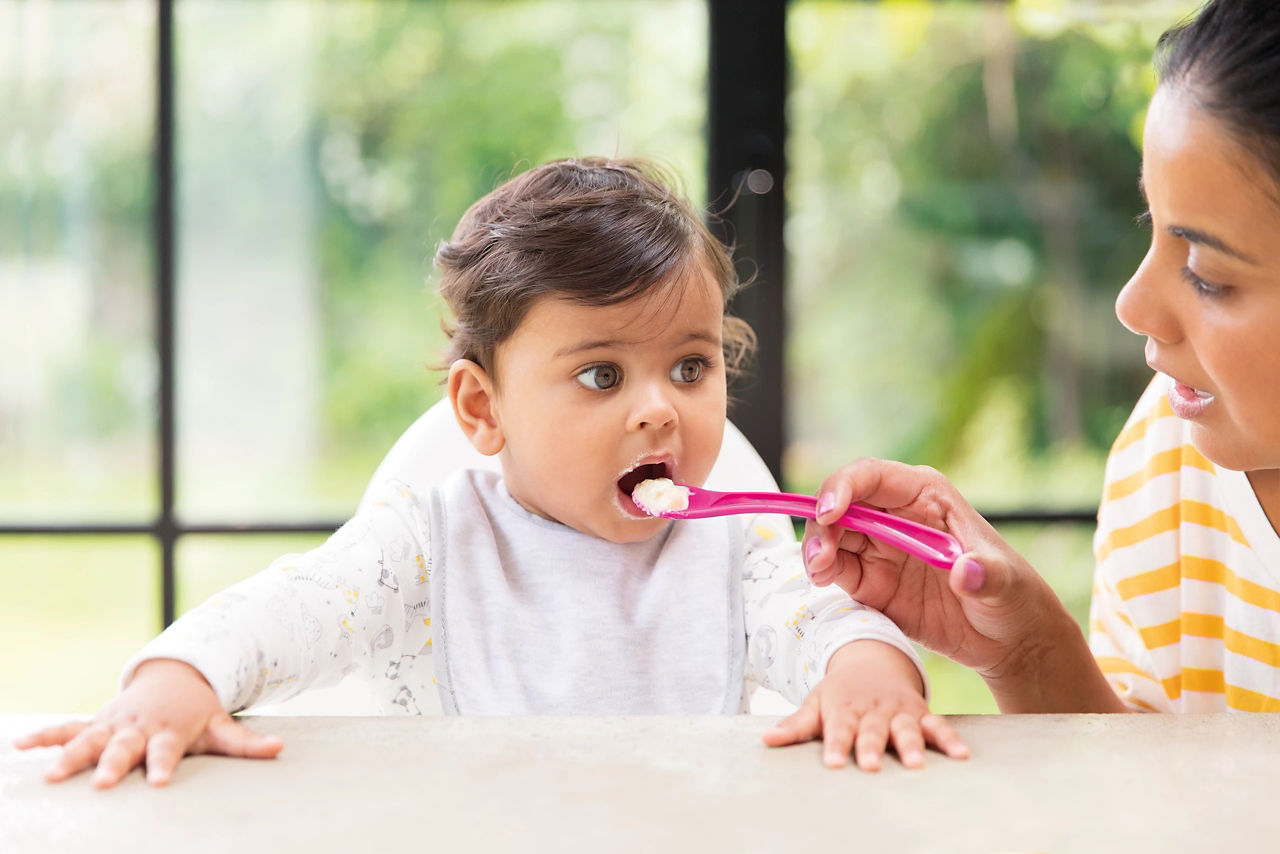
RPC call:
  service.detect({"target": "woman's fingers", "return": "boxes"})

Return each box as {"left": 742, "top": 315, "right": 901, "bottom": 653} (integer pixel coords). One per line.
{"left": 197, "top": 715, "right": 283, "bottom": 760}
{"left": 951, "top": 555, "right": 988, "bottom": 596}
{"left": 815, "top": 458, "right": 933, "bottom": 524}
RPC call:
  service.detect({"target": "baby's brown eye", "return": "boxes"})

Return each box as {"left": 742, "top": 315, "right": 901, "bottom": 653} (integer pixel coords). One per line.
{"left": 576, "top": 364, "right": 621, "bottom": 390}
{"left": 670, "top": 358, "right": 703, "bottom": 384}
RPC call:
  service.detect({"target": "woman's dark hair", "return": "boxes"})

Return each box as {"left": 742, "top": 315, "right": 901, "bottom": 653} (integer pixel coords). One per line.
{"left": 1155, "top": 0, "right": 1280, "bottom": 188}
{"left": 436, "top": 157, "right": 755, "bottom": 380}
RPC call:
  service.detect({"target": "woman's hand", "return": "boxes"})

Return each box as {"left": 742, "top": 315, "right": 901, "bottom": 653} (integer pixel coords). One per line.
{"left": 13, "top": 658, "right": 283, "bottom": 788}
{"left": 802, "top": 458, "right": 1122, "bottom": 712}
{"left": 761, "top": 640, "right": 967, "bottom": 770}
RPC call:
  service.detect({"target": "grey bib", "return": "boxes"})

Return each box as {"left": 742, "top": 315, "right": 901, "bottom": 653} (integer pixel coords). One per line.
{"left": 427, "top": 469, "right": 746, "bottom": 714}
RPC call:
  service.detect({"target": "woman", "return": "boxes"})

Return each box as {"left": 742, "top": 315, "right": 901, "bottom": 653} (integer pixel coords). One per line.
{"left": 781, "top": 0, "right": 1280, "bottom": 738}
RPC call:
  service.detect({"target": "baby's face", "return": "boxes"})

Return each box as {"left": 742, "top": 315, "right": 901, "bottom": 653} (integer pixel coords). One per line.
{"left": 487, "top": 269, "right": 727, "bottom": 543}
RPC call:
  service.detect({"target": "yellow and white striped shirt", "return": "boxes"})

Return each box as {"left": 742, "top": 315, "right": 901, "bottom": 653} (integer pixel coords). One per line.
{"left": 1090, "top": 375, "right": 1280, "bottom": 712}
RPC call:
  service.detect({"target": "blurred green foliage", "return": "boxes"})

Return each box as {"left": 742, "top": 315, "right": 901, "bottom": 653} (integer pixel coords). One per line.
{"left": 788, "top": 1, "right": 1197, "bottom": 516}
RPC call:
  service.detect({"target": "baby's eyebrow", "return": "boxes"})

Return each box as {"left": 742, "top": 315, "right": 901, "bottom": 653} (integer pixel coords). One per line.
{"left": 554, "top": 330, "right": 720, "bottom": 359}
{"left": 554, "top": 337, "right": 621, "bottom": 357}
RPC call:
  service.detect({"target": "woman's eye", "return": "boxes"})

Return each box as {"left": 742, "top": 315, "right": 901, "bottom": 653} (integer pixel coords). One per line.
{"left": 670, "top": 358, "right": 704, "bottom": 384}
{"left": 575, "top": 364, "right": 621, "bottom": 390}
{"left": 1180, "top": 266, "right": 1228, "bottom": 298}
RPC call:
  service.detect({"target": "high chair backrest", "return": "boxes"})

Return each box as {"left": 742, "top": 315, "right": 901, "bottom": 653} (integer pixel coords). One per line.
{"left": 358, "top": 399, "right": 783, "bottom": 516}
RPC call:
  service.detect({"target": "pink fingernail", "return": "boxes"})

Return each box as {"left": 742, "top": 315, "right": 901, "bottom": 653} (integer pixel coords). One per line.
{"left": 816, "top": 493, "right": 836, "bottom": 516}
{"left": 961, "top": 558, "right": 985, "bottom": 592}
{"left": 803, "top": 537, "right": 821, "bottom": 565}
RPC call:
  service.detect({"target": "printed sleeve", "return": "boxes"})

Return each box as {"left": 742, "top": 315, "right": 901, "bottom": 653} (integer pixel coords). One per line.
{"left": 119, "top": 481, "right": 437, "bottom": 712}
{"left": 739, "top": 514, "right": 926, "bottom": 707}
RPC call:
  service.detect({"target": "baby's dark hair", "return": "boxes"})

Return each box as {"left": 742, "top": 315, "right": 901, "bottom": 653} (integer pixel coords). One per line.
{"left": 436, "top": 156, "right": 755, "bottom": 379}
{"left": 1155, "top": 0, "right": 1280, "bottom": 190}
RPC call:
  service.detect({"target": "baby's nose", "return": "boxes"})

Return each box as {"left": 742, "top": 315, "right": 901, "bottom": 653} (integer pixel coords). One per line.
{"left": 629, "top": 384, "right": 678, "bottom": 430}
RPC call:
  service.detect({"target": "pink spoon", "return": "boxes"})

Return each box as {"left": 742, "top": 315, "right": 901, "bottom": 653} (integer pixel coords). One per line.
{"left": 638, "top": 484, "right": 962, "bottom": 570}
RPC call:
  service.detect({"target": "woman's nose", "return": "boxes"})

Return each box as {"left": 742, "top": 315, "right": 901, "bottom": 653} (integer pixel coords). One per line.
{"left": 1115, "top": 243, "right": 1181, "bottom": 346}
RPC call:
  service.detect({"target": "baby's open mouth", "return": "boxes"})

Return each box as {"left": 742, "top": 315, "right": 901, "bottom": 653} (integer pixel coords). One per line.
{"left": 618, "top": 462, "right": 670, "bottom": 503}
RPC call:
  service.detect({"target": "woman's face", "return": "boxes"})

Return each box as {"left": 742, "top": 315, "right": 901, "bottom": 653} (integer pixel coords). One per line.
{"left": 1116, "top": 85, "right": 1280, "bottom": 473}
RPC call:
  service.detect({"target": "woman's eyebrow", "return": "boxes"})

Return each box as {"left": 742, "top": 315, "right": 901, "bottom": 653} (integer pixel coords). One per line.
{"left": 1137, "top": 175, "right": 1256, "bottom": 264}
{"left": 1167, "top": 225, "right": 1256, "bottom": 263}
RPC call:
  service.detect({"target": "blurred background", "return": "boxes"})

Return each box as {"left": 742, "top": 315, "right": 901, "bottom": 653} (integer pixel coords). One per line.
{"left": 1, "top": 0, "right": 1198, "bottom": 714}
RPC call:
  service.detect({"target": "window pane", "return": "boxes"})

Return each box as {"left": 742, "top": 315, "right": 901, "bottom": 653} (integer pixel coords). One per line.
{"left": 0, "top": 3, "right": 155, "bottom": 523}
{"left": 0, "top": 536, "right": 158, "bottom": 713}
{"left": 176, "top": 533, "right": 330, "bottom": 614}
{"left": 786, "top": 1, "right": 1199, "bottom": 512}
{"left": 924, "top": 519, "right": 1095, "bottom": 714}
{"left": 174, "top": 0, "right": 708, "bottom": 523}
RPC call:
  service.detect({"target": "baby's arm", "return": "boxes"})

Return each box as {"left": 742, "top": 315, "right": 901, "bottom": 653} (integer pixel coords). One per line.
{"left": 15, "top": 481, "right": 434, "bottom": 787}
{"left": 13, "top": 658, "right": 281, "bottom": 788}
{"left": 739, "top": 516, "right": 965, "bottom": 769}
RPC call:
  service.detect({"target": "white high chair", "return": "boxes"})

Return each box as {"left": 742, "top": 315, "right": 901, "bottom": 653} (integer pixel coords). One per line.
{"left": 356, "top": 399, "right": 782, "bottom": 513}
{"left": 256, "top": 399, "right": 793, "bottom": 715}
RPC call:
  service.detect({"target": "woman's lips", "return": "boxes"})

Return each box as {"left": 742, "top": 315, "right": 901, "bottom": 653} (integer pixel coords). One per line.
{"left": 1168, "top": 380, "right": 1215, "bottom": 419}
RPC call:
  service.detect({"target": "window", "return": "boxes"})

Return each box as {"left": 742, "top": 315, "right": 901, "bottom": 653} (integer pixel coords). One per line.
{"left": 3, "top": 0, "right": 1199, "bottom": 713}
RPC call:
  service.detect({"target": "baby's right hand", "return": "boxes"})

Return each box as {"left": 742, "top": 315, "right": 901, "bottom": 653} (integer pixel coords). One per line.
{"left": 12, "top": 658, "right": 282, "bottom": 789}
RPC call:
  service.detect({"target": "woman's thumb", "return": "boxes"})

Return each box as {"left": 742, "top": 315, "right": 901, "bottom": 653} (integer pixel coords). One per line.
{"left": 951, "top": 552, "right": 1002, "bottom": 600}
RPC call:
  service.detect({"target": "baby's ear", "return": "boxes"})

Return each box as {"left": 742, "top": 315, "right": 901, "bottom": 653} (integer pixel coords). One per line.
{"left": 448, "top": 359, "right": 505, "bottom": 456}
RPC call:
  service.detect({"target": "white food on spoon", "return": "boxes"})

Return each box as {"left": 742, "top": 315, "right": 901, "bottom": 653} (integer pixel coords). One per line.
{"left": 631, "top": 478, "right": 690, "bottom": 516}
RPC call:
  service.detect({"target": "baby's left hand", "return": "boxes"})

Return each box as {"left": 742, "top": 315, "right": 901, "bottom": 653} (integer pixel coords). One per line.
{"left": 761, "top": 640, "right": 968, "bottom": 770}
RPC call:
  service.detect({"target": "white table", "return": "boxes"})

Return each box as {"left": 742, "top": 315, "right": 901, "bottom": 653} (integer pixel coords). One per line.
{"left": 3, "top": 713, "right": 1278, "bottom": 853}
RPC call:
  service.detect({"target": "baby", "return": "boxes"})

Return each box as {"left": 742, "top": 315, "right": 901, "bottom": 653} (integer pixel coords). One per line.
{"left": 17, "top": 157, "right": 966, "bottom": 787}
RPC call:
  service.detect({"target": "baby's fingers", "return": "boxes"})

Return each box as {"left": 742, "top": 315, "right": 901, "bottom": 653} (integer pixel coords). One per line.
{"left": 196, "top": 714, "right": 283, "bottom": 760}
{"left": 44, "top": 724, "right": 113, "bottom": 783}
{"left": 887, "top": 712, "right": 927, "bottom": 769}
{"left": 760, "top": 692, "right": 822, "bottom": 749}
{"left": 852, "top": 712, "right": 891, "bottom": 772}
{"left": 92, "top": 727, "right": 148, "bottom": 789}
{"left": 817, "top": 706, "right": 859, "bottom": 769}
{"left": 143, "top": 730, "right": 187, "bottom": 786}
{"left": 13, "top": 720, "right": 89, "bottom": 751}
{"left": 921, "top": 713, "right": 970, "bottom": 760}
